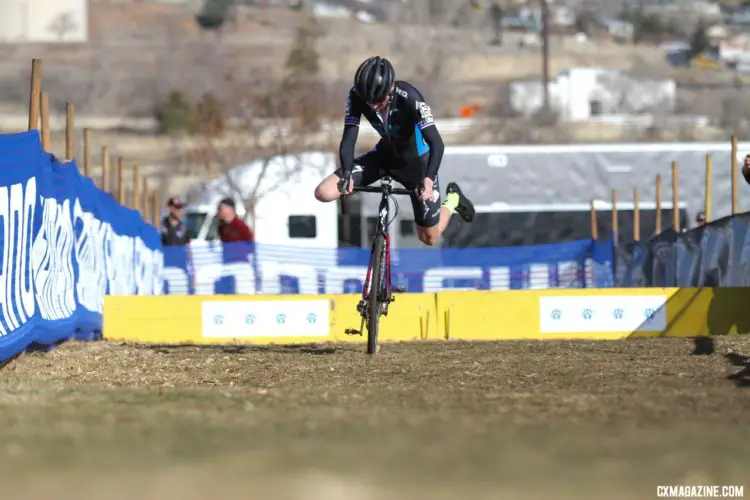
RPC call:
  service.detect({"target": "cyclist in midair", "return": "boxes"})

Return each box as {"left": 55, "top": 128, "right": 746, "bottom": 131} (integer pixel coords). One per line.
{"left": 314, "top": 56, "right": 475, "bottom": 246}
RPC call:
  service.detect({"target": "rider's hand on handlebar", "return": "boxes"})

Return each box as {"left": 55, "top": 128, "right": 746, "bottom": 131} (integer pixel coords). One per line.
{"left": 338, "top": 172, "right": 354, "bottom": 195}
{"left": 417, "top": 177, "right": 434, "bottom": 202}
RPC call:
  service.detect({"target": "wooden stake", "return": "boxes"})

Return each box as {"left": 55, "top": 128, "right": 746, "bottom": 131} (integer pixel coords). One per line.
{"left": 83, "top": 128, "right": 91, "bottom": 177}
{"left": 117, "top": 157, "right": 125, "bottom": 205}
{"left": 28, "top": 59, "right": 42, "bottom": 131}
{"left": 611, "top": 189, "right": 618, "bottom": 243}
{"left": 152, "top": 190, "right": 160, "bottom": 227}
{"left": 101, "top": 146, "right": 110, "bottom": 191}
{"left": 633, "top": 188, "right": 640, "bottom": 242}
{"left": 672, "top": 161, "right": 680, "bottom": 231}
{"left": 40, "top": 92, "right": 51, "bottom": 152}
{"left": 731, "top": 135, "right": 738, "bottom": 214}
{"left": 655, "top": 174, "right": 662, "bottom": 235}
{"left": 705, "top": 154, "right": 712, "bottom": 223}
{"left": 143, "top": 177, "right": 150, "bottom": 221}
{"left": 132, "top": 165, "right": 140, "bottom": 212}
{"left": 65, "top": 103, "right": 74, "bottom": 161}
{"left": 589, "top": 199, "right": 598, "bottom": 240}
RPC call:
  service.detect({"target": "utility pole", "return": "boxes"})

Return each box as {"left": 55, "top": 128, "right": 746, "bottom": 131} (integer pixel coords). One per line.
{"left": 541, "top": 0, "right": 550, "bottom": 111}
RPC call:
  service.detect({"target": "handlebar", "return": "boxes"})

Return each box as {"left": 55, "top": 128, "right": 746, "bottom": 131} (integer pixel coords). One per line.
{"left": 352, "top": 185, "right": 413, "bottom": 196}
{"left": 341, "top": 174, "right": 419, "bottom": 197}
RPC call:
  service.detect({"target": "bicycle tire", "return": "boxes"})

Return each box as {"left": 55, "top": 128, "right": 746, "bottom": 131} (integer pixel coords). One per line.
{"left": 367, "top": 234, "right": 386, "bottom": 355}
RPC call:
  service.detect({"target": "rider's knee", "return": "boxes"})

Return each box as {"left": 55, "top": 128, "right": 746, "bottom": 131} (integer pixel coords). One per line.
{"left": 418, "top": 229, "right": 439, "bottom": 247}
{"left": 314, "top": 183, "right": 333, "bottom": 202}
{"left": 315, "top": 174, "right": 343, "bottom": 202}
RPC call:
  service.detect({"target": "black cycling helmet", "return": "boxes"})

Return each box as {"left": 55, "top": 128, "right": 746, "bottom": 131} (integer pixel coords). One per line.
{"left": 353, "top": 56, "right": 395, "bottom": 104}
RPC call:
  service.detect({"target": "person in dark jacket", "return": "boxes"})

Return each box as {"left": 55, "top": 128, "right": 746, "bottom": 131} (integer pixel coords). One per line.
{"left": 160, "top": 197, "right": 190, "bottom": 246}
{"left": 217, "top": 197, "right": 254, "bottom": 243}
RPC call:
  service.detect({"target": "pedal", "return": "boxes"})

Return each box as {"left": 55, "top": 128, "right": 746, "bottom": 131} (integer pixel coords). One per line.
{"left": 345, "top": 328, "right": 362, "bottom": 336}
{"left": 394, "top": 286, "right": 407, "bottom": 293}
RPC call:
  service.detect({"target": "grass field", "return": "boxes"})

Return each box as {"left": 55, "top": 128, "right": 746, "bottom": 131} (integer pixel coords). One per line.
{"left": 2, "top": 336, "right": 750, "bottom": 500}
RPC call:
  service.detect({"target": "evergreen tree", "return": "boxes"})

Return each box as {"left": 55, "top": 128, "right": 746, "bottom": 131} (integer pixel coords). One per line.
{"left": 285, "top": 17, "right": 320, "bottom": 81}
{"left": 490, "top": 2, "right": 504, "bottom": 45}
{"left": 154, "top": 91, "right": 193, "bottom": 136}
{"left": 284, "top": 16, "right": 322, "bottom": 132}
{"left": 191, "top": 93, "right": 224, "bottom": 137}
{"left": 689, "top": 20, "right": 710, "bottom": 59}
{"left": 624, "top": 8, "right": 666, "bottom": 44}
{"left": 196, "top": 0, "right": 233, "bottom": 31}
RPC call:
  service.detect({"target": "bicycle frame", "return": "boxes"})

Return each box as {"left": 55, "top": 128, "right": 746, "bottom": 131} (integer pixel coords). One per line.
{"left": 361, "top": 188, "right": 394, "bottom": 314}
{"left": 349, "top": 178, "right": 412, "bottom": 323}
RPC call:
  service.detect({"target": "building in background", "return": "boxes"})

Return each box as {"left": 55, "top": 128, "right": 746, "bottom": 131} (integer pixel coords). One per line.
{"left": 0, "top": 0, "right": 88, "bottom": 43}
{"left": 510, "top": 67, "right": 676, "bottom": 122}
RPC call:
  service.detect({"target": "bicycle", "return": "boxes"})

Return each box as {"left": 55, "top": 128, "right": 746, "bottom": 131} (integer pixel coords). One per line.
{"left": 344, "top": 176, "right": 415, "bottom": 354}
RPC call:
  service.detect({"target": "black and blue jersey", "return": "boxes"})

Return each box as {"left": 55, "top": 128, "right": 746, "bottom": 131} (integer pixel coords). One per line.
{"left": 339, "top": 80, "right": 444, "bottom": 181}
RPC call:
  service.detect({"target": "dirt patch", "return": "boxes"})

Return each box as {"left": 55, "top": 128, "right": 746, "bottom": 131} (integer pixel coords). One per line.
{"left": 1, "top": 337, "right": 749, "bottom": 499}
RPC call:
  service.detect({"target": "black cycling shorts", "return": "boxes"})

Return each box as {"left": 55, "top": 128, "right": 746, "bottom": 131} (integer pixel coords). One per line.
{"left": 336, "top": 146, "right": 441, "bottom": 228}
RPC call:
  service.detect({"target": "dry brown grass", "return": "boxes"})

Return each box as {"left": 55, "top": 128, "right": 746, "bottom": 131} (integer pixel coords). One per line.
{"left": 1, "top": 337, "right": 749, "bottom": 500}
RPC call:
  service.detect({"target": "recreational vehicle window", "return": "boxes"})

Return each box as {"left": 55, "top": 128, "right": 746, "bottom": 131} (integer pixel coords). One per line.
{"left": 206, "top": 217, "right": 220, "bottom": 241}
{"left": 338, "top": 214, "right": 363, "bottom": 247}
{"left": 364, "top": 216, "right": 378, "bottom": 242}
{"left": 399, "top": 220, "right": 415, "bottom": 237}
{"left": 289, "top": 215, "right": 317, "bottom": 238}
{"left": 185, "top": 212, "right": 207, "bottom": 240}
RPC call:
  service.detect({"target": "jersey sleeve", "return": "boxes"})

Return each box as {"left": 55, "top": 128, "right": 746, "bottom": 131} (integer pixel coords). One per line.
{"left": 414, "top": 98, "right": 435, "bottom": 130}
{"left": 344, "top": 87, "right": 362, "bottom": 127}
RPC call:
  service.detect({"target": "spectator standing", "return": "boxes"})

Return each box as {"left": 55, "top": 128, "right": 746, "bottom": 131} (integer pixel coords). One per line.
{"left": 215, "top": 197, "right": 256, "bottom": 293}
{"left": 160, "top": 197, "right": 190, "bottom": 246}
{"left": 217, "top": 197, "right": 254, "bottom": 243}
{"left": 695, "top": 211, "right": 706, "bottom": 227}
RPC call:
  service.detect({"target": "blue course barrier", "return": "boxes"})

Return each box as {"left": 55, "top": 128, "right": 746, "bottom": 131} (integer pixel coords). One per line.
{"left": 163, "top": 238, "right": 614, "bottom": 295}
{"left": 0, "top": 131, "right": 163, "bottom": 365}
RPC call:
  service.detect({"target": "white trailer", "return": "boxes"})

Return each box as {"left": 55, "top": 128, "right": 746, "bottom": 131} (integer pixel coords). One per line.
{"left": 178, "top": 141, "right": 732, "bottom": 250}
{"left": 181, "top": 152, "right": 339, "bottom": 249}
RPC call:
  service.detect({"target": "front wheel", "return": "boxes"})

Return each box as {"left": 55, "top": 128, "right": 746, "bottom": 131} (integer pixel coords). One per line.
{"left": 367, "top": 234, "right": 387, "bottom": 355}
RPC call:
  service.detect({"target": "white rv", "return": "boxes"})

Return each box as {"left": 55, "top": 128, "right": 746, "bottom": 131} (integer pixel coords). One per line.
{"left": 178, "top": 142, "right": 720, "bottom": 250}
{"left": 182, "top": 152, "right": 339, "bottom": 249}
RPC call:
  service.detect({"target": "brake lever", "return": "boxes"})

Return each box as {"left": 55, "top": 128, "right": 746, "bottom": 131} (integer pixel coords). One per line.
{"left": 339, "top": 173, "right": 353, "bottom": 196}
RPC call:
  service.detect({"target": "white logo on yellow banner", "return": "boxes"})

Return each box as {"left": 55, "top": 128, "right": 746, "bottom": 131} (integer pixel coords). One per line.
{"left": 201, "top": 300, "right": 330, "bottom": 338}
{"left": 539, "top": 295, "right": 667, "bottom": 333}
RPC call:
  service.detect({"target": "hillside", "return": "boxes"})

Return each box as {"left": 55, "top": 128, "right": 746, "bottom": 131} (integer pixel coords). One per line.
{"left": 0, "top": 2, "right": 671, "bottom": 118}
{"left": 0, "top": 2, "right": 690, "bottom": 201}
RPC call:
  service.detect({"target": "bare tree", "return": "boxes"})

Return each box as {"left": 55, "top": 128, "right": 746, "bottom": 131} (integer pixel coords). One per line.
{"left": 187, "top": 65, "right": 333, "bottom": 229}
{"left": 48, "top": 11, "right": 79, "bottom": 41}
{"left": 390, "top": 23, "right": 456, "bottom": 116}
{"left": 149, "top": 14, "right": 340, "bottom": 225}
{"left": 399, "top": 0, "right": 485, "bottom": 26}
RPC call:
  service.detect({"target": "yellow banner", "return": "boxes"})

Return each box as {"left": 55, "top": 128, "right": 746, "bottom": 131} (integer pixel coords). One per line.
{"left": 103, "top": 293, "right": 439, "bottom": 344}
{"left": 104, "top": 288, "right": 750, "bottom": 344}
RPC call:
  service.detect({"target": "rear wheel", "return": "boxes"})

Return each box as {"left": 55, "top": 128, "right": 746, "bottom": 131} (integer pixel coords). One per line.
{"left": 367, "top": 234, "right": 386, "bottom": 355}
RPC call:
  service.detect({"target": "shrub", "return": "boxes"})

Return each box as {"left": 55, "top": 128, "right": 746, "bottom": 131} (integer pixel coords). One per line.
{"left": 192, "top": 92, "right": 225, "bottom": 137}
{"left": 154, "top": 90, "right": 193, "bottom": 135}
